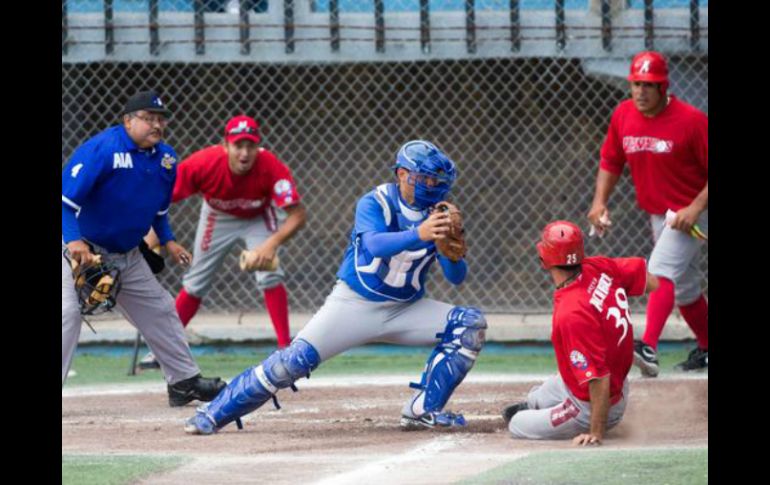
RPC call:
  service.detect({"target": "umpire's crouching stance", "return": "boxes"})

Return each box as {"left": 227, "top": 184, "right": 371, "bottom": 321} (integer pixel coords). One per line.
{"left": 61, "top": 90, "right": 225, "bottom": 406}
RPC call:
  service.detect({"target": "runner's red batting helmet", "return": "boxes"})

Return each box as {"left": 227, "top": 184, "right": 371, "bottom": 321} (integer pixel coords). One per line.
{"left": 628, "top": 51, "right": 669, "bottom": 95}
{"left": 536, "top": 221, "right": 585, "bottom": 269}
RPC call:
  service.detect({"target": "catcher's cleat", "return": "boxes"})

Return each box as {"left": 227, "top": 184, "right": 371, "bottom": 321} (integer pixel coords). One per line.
{"left": 400, "top": 411, "right": 467, "bottom": 431}
{"left": 184, "top": 408, "right": 218, "bottom": 435}
{"left": 501, "top": 402, "right": 529, "bottom": 425}
{"left": 168, "top": 374, "right": 226, "bottom": 407}
{"left": 138, "top": 351, "right": 161, "bottom": 370}
{"left": 633, "top": 340, "right": 660, "bottom": 378}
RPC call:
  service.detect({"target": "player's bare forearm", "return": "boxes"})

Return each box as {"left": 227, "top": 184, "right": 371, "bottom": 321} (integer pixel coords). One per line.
{"left": 591, "top": 169, "right": 620, "bottom": 207}
{"left": 646, "top": 272, "right": 659, "bottom": 293}
{"left": 263, "top": 203, "right": 307, "bottom": 249}
{"left": 690, "top": 183, "right": 708, "bottom": 213}
{"left": 144, "top": 227, "right": 161, "bottom": 249}
{"left": 587, "top": 169, "right": 620, "bottom": 231}
{"left": 588, "top": 376, "right": 610, "bottom": 441}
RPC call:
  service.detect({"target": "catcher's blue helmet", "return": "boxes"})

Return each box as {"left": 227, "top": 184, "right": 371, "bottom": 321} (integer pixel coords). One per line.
{"left": 394, "top": 140, "right": 457, "bottom": 209}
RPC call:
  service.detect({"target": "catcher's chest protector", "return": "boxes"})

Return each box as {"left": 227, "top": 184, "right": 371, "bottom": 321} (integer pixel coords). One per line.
{"left": 353, "top": 183, "right": 437, "bottom": 301}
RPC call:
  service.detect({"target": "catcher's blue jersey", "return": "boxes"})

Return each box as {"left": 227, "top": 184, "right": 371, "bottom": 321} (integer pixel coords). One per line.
{"left": 337, "top": 183, "right": 439, "bottom": 302}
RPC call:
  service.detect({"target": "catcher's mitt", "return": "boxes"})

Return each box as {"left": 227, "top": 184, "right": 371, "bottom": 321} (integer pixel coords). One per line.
{"left": 239, "top": 250, "right": 280, "bottom": 273}
{"left": 68, "top": 254, "right": 122, "bottom": 315}
{"left": 432, "top": 201, "right": 466, "bottom": 262}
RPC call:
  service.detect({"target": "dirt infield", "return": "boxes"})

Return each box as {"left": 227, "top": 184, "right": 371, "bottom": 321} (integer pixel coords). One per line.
{"left": 62, "top": 376, "right": 707, "bottom": 484}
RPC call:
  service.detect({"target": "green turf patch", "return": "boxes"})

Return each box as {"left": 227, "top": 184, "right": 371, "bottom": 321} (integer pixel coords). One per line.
{"left": 62, "top": 454, "right": 187, "bottom": 485}
{"left": 66, "top": 347, "right": 695, "bottom": 387}
{"left": 458, "top": 448, "right": 707, "bottom": 485}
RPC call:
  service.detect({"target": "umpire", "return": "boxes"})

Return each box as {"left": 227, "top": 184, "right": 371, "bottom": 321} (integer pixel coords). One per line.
{"left": 61, "top": 90, "right": 225, "bottom": 406}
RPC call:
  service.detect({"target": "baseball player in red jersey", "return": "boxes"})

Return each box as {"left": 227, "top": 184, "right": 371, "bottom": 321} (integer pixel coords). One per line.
{"left": 587, "top": 51, "right": 708, "bottom": 377}
{"left": 502, "top": 221, "right": 658, "bottom": 444}
{"left": 141, "top": 115, "right": 306, "bottom": 368}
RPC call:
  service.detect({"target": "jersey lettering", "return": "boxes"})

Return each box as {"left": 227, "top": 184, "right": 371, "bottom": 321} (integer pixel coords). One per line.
{"left": 113, "top": 152, "right": 134, "bottom": 169}
{"left": 606, "top": 288, "right": 630, "bottom": 346}
{"left": 71, "top": 163, "right": 83, "bottom": 178}
{"left": 589, "top": 273, "right": 613, "bottom": 312}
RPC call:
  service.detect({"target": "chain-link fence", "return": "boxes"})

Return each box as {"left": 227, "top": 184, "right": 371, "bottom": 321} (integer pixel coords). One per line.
{"left": 62, "top": 0, "right": 707, "bottom": 314}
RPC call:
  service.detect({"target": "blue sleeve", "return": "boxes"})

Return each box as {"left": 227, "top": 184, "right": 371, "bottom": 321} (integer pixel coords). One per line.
{"left": 361, "top": 230, "right": 421, "bottom": 258}
{"left": 438, "top": 255, "right": 467, "bottom": 285}
{"left": 61, "top": 140, "right": 108, "bottom": 213}
{"left": 62, "top": 205, "right": 81, "bottom": 243}
{"left": 152, "top": 213, "right": 175, "bottom": 245}
{"left": 354, "top": 194, "right": 389, "bottom": 235}
{"left": 152, "top": 150, "right": 177, "bottom": 245}
{"left": 355, "top": 193, "right": 422, "bottom": 258}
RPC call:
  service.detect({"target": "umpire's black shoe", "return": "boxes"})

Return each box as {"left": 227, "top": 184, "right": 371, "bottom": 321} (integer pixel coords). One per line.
{"left": 674, "top": 347, "right": 708, "bottom": 372}
{"left": 502, "top": 402, "right": 529, "bottom": 425}
{"left": 168, "top": 374, "right": 226, "bottom": 407}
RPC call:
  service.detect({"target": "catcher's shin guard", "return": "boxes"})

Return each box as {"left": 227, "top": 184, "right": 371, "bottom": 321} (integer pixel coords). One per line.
{"left": 185, "top": 339, "right": 321, "bottom": 434}
{"left": 404, "top": 306, "right": 487, "bottom": 418}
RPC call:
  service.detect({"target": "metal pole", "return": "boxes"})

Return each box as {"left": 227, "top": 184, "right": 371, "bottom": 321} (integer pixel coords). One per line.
{"left": 690, "top": 0, "right": 700, "bottom": 51}
{"left": 601, "top": 0, "right": 612, "bottom": 52}
{"left": 104, "top": 0, "right": 114, "bottom": 56}
{"left": 240, "top": 0, "right": 251, "bottom": 55}
{"left": 330, "top": 0, "right": 340, "bottom": 52}
{"left": 644, "top": 0, "right": 654, "bottom": 50}
{"left": 62, "top": 0, "right": 68, "bottom": 55}
{"left": 149, "top": 0, "right": 160, "bottom": 56}
{"left": 284, "top": 0, "right": 295, "bottom": 54}
{"left": 510, "top": 0, "right": 520, "bottom": 52}
{"left": 465, "top": 0, "right": 476, "bottom": 54}
{"left": 194, "top": 0, "right": 205, "bottom": 55}
{"left": 128, "top": 331, "right": 142, "bottom": 376}
{"left": 375, "top": 0, "right": 385, "bottom": 53}
{"left": 420, "top": 0, "right": 430, "bottom": 54}
{"left": 555, "top": 0, "right": 565, "bottom": 51}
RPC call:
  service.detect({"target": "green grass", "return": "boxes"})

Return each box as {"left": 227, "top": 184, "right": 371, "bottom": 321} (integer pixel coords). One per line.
{"left": 458, "top": 448, "right": 707, "bottom": 485}
{"left": 66, "top": 346, "right": 694, "bottom": 387}
{"left": 62, "top": 454, "right": 187, "bottom": 485}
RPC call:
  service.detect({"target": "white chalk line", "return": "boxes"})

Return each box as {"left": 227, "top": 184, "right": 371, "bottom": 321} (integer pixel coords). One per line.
{"left": 62, "top": 373, "right": 707, "bottom": 398}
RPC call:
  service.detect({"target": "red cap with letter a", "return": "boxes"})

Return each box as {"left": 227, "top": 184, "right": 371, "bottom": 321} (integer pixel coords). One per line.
{"left": 225, "top": 115, "right": 261, "bottom": 144}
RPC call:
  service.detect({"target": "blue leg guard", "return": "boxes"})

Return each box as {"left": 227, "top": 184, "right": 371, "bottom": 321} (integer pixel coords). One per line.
{"left": 184, "top": 339, "right": 321, "bottom": 435}
{"left": 401, "top": 306, "right": 487, "bottom": 429}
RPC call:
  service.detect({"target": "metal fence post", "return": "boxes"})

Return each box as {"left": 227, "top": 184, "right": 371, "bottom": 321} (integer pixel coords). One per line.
{"left": 465, "top": 0, "right": 476, "bottom": 54}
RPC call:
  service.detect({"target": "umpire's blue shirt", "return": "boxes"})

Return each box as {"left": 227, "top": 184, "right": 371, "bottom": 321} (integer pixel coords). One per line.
{"left": 62, "top": 125, "right": 177, "bottom": 253}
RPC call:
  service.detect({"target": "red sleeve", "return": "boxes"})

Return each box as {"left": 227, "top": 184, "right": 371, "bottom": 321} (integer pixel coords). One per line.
{"left": 172, "top": 151, "right": 204, "bottom": 203}
{"left": 560, "top": 312, "right": 610, "bottom": 386}
{"left": 263, "top": 151, "right": 302, "bottom": 209}
{"left": 691, "top": 111, "right": 708, "bottom": 172}
{"left": 599, "top": 106, "right": 626, "bottom": 176}
{"left": 612, "top": 257, "right": 647, "bottom": 297}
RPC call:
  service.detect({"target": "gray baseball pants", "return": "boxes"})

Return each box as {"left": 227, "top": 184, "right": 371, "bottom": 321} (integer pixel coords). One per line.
{"left": 62, "top": 242, "right": 201, "bottom": 386}
{"left": 508, "top": 374, "right": 628, "bottom": 440}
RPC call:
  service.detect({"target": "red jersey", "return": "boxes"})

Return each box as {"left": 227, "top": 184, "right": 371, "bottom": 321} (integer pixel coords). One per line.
{"left": 599, "top": 96, "right": 708, "bottom": 215}
{"left": 551, "top": 256, "right": 647, "bottom": 403}
{"left": 172, "top": 145, "right": 301, "bottom": 219}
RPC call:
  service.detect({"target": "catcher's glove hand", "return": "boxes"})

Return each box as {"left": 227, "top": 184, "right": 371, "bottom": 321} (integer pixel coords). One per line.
{"left": 431, "top": 201, "right": 466, "bottom": 262}
{"left": 239, "top": 250, "right": 280, "bottom": 273}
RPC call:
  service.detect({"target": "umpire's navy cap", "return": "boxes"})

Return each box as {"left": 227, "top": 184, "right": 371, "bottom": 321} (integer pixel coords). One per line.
{"left": 122, "top": 90, "right": 172, "bottom": 117}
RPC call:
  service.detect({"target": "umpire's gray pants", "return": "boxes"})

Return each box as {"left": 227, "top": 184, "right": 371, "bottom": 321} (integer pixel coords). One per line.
{"left": 62, "top": 243, "right": 201, "bottom": 386}
{"left": 508, "top": 374, "right": 628, "bottom": 440}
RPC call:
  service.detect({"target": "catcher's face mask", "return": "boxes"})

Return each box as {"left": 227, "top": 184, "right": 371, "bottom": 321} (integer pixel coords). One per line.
{"left": 394, "top": 140, "right": 457, "bottom": 209}
{"left": 65, "top": 251, "right": 123, "bottom": 316}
